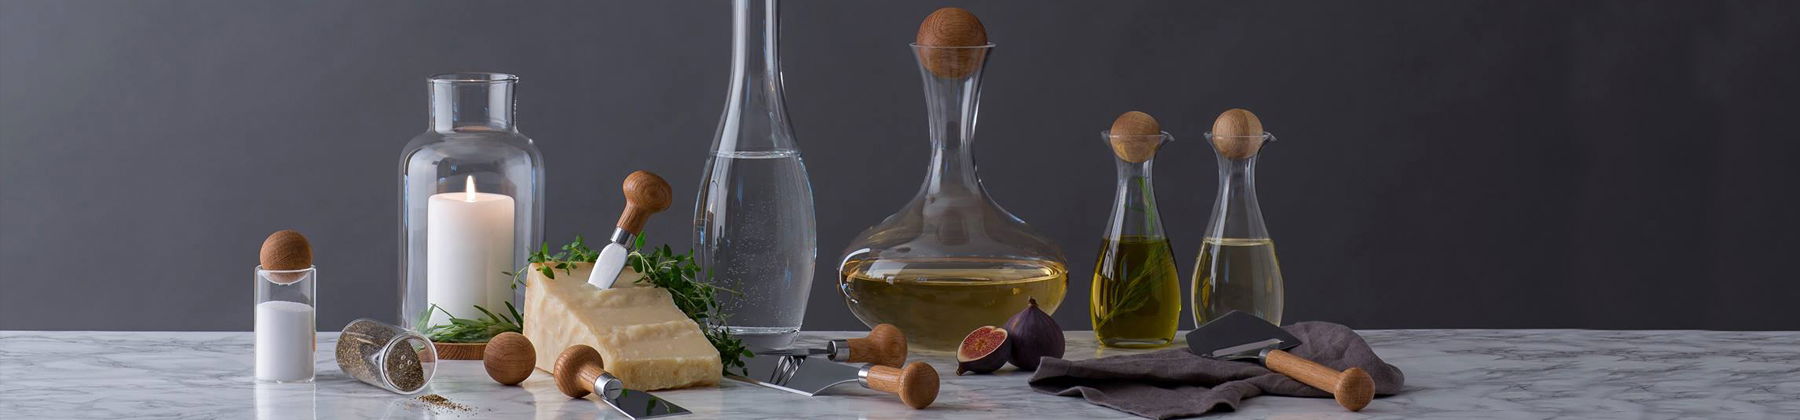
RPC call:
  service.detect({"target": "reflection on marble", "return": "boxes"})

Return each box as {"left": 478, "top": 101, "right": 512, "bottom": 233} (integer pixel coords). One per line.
{"left": 2, "top": 330, "right": 1797, "bottom": 419}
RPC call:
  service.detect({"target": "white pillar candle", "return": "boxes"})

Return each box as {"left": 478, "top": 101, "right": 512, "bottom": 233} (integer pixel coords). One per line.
{"left": 425, "top": 176, "right": 516, "bottom": 326}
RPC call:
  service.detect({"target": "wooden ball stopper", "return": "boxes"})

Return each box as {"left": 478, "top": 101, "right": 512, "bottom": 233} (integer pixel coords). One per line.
{"left": 617, "top": 170, "right": 672, "bottom": 234}
{"left": 1108, "top": 111, "right": 1164, "bottom": 163}
{"left": 915, "top": 7, "right": 988, "bottom": 79}
{"left": 483, "top": 332, "right": 535, "bottom": 386}
{"left": 1210, "top": 108, "right": 1266, "bottom": 160}
{"left": 258, "top": 230, "right": 311, "bottom": 283}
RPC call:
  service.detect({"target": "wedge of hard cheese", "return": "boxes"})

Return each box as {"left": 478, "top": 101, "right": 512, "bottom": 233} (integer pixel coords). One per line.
{"left": 523, "top": 262, "right": 722, "bottom": 390}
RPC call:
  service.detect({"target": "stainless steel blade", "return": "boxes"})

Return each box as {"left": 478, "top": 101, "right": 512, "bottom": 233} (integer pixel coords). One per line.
{"left": 1186, "top": 310, "right": 1300, "bottom": 360}
{"left": 587, "top": 242, "right": 629, "bottom": 288}
{"left": 602, "top": 389, "right": 691, "bottom": 419}
{"left": 753, "top": 348, "right": 829, "bottom": 357}
{"left": 732, "top": 354, "right": 862, "bottom": 396}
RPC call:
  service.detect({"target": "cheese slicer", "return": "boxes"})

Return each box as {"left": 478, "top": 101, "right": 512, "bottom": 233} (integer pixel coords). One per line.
{"left": 1186, "top": 310, "right": 1375, "bottom": 411}
{"left": 554, "top": 345, "right": 691, "bottom": 419}
{"left": 586, "top": 171, "right": 673, "bottom": 289}
{"left": 730, "top": 354, "right": 939, "bottom": 409}
{"left": 755, "top": 324, "right": 908, "bottom": 367}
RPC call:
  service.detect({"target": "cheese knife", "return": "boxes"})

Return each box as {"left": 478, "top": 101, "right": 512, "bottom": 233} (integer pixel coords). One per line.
{"left": 586, "top": 171, "right": 672, "bottom": 289}
{"left": 730, "top": 354, "right": 939, "bottom": 409}
{"left": 555, "top": 345, "right": 691, "bottom": 419}
{"left": 754, "top": 324, "right": 908, "bottom": 367}
{"left": 1186, "top": 310, "right": 1374, "bottom": 411}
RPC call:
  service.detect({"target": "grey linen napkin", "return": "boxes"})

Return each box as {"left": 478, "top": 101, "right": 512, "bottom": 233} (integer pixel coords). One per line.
{"left": 1027, "top": 322, "right": 1404, "bottom": 419}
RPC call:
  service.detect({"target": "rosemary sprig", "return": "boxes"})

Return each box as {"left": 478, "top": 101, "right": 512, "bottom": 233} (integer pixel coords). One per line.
{"left": 416, "top": 302, "right": 524, "bottom": 343}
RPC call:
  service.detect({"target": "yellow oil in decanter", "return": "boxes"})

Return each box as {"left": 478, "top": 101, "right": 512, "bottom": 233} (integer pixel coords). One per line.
{"left": 840, "top": 257, "right": 1067, "bottom": 351}
{"left": 1193, "top": 237, "right": 1284, "bottom": 325}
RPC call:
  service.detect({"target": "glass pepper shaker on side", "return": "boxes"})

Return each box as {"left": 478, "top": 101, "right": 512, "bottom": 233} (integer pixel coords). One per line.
{"left": 1091, "top": 111, "right": 1180, "bottom": 348}
{"left": 1194, "top": 109, "right": 1285, "bottom": 326}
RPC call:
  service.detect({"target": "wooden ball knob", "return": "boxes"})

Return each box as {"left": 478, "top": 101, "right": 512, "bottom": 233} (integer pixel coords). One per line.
{"left": 915, "top": 7, "right": 988, "bottom": 79}
{"left": 259, "top": 229, "right": 311, "bottom": 270}
{"left": 483, "top": 332, "right": 535, "bottom": 386}
{"left": 846, "top": 323, "right": 908, "bottom": 368}
{"left": 617, "top": 170, "right": 672, "bottom": 234}
{"left": 1210, "top": 108, "right": 1266, "bottom": 160}
{"left": 553, "top": 345, "right": 608, "bottom": 398}
{"left": 1108, "top": 111, "right": 1164, "bottom": 163}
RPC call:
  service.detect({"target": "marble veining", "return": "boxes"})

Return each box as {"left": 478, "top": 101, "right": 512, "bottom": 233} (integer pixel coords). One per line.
{"left": 2, "top": 330, "right": 1797, "bottom": 419}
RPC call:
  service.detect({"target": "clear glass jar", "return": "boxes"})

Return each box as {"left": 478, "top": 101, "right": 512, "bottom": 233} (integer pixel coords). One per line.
{"left": 255, "top": 266, "right": 316, "bottom": 382}
{"left": 398, "top": 73, "right": 543, "bottom": 333}
{"left": 694, "top": 0, "right": 817, "bottom": 348}
{"left": 838, "top": 43, "right": 1068, "bottom": 351}
{"left": 1091, "top": 131, "right": 1180, "bottom": 348}
{"left": 336, "top": 319, "right": 436, "bottom": 394}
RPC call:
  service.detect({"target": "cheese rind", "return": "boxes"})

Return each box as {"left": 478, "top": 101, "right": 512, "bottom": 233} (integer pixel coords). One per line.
{"left": 523, "top": 262, "right": 722, "bottom": 390}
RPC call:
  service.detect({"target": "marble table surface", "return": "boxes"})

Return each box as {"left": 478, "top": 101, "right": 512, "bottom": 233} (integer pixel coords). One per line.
{"left": 2, "top": 330, "right": 1797, "bottom": 419}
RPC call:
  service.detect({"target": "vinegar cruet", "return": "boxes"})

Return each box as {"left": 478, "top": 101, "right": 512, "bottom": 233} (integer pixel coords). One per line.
{"left": 1194, "top": 109, "right": 1284, "bottom": 326}
{"left": 837, "top": 8, "right": 1068, "bottom": 351}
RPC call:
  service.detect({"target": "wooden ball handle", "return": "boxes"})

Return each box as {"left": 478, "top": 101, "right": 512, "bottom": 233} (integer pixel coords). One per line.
{"left": 1263, "top": 349, "right": 1375, "bottom": 411}
{"left": 844, "top": 324, "right": 907, "bottom": 368}
{"left": 617, "top": 171, "right": 672, "bottom": 234}
{"left": 861, "top": 361, "right": 939, "bottom": 409}
{"left": 553, "top": 345, "right": 621, "bottom": 400}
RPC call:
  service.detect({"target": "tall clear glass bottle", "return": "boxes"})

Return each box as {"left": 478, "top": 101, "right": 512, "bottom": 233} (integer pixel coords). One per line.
{"left": 694, "top": 0, "right": 817, "bottom": 348}
{"left": 398, "top": 73, "right": 543, "bottom": 332}
{"left": 1194, "top": 109, "right": 1283, "bottom": 326}
{"left": 838, "top": 42, "right": 1068, "bottom": 351}
{"left": 1092, "top": 127, "right": 1179, "bottom": 348}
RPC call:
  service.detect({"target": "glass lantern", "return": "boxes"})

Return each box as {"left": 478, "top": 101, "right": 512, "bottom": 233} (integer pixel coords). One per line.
{"left": 398, "top": 73, "right": 543, "bottom": 333}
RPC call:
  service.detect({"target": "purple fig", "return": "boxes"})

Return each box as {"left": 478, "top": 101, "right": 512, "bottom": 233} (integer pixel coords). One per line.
{"left": 1004, "top": 297, "right": 1064, "bottom": 371}
{"left": 955, "top": 326, "right": 1011, "bottom": 375}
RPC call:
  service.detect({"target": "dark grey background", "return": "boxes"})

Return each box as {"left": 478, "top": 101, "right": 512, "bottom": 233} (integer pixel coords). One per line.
{"left": 3, "top": 1, "right": 1797, "bottom": 332}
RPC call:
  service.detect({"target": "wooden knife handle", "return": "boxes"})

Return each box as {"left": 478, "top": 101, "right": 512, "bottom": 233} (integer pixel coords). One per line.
{"left": 553, "top": 345, "right": 611, "bottom": 399}
{"left": 861, "top": 361, "right": 938, "bottom": 409}
{"left": 1264, "top": 349, "right": 1374, "bottom": 411}
{"left": 845, "top": 324, "right": 907, "bottom": 368}
{"left": 617, "top": 171, "right": 672, "bottom": 234}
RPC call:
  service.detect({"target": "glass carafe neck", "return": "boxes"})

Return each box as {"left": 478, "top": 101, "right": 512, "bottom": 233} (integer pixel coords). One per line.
{"left": 1107, "top": 157, "right": 1166, "bottom": 238}
{"left": 428, "top": 73, "right": 517, "bottom": 133}
{"left": 913, "top": 44, "right": 992, "bottom": 196}
{"left": 1206, "top": 152, "right": 1269, "bottom": 239}
{"left": 713, "top": 0, "right": 796, "bottom": 153}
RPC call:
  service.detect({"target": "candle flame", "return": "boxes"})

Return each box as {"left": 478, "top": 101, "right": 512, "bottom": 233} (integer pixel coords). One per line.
{"left": 465, "top": 176, "right": 477, "bottom": 202}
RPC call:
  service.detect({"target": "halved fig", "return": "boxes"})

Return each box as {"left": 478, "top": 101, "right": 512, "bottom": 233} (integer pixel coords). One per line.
{"left": 956, "top": 326, "right": 1011, "bottom": 375}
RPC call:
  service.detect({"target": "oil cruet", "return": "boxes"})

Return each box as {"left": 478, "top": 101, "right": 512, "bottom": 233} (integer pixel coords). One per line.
{"left": 838, "top": 8, "right": 1069, "bottom": 351}
{"left": 1091, "top": 111, "right": 1180, "bottom": 348}
{"left": 1194, "top": 109, "right": 1284, "bottom": 326}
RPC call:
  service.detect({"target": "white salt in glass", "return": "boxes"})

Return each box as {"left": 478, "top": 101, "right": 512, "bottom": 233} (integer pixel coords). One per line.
{"left": 255, "top": 266, "right": 316, "bottom": 382}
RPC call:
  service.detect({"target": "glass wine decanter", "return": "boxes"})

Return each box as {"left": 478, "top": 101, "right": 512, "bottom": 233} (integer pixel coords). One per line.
{"left": 838, "top": 8, "right": 1068, "bottom": 351}
{"left": 694, "top": 0, "right": 817, "bottom": 348}
{"left": 1091, "top": 111, "right": 1180, "bottom": 348}
{"left": 1194, "top": 108, "right": 1284, "bottom": 326}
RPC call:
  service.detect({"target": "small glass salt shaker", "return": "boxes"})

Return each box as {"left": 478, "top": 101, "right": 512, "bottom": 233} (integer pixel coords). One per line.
{"left": 255, "top": 230, "right": 317, "bottom": 383}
